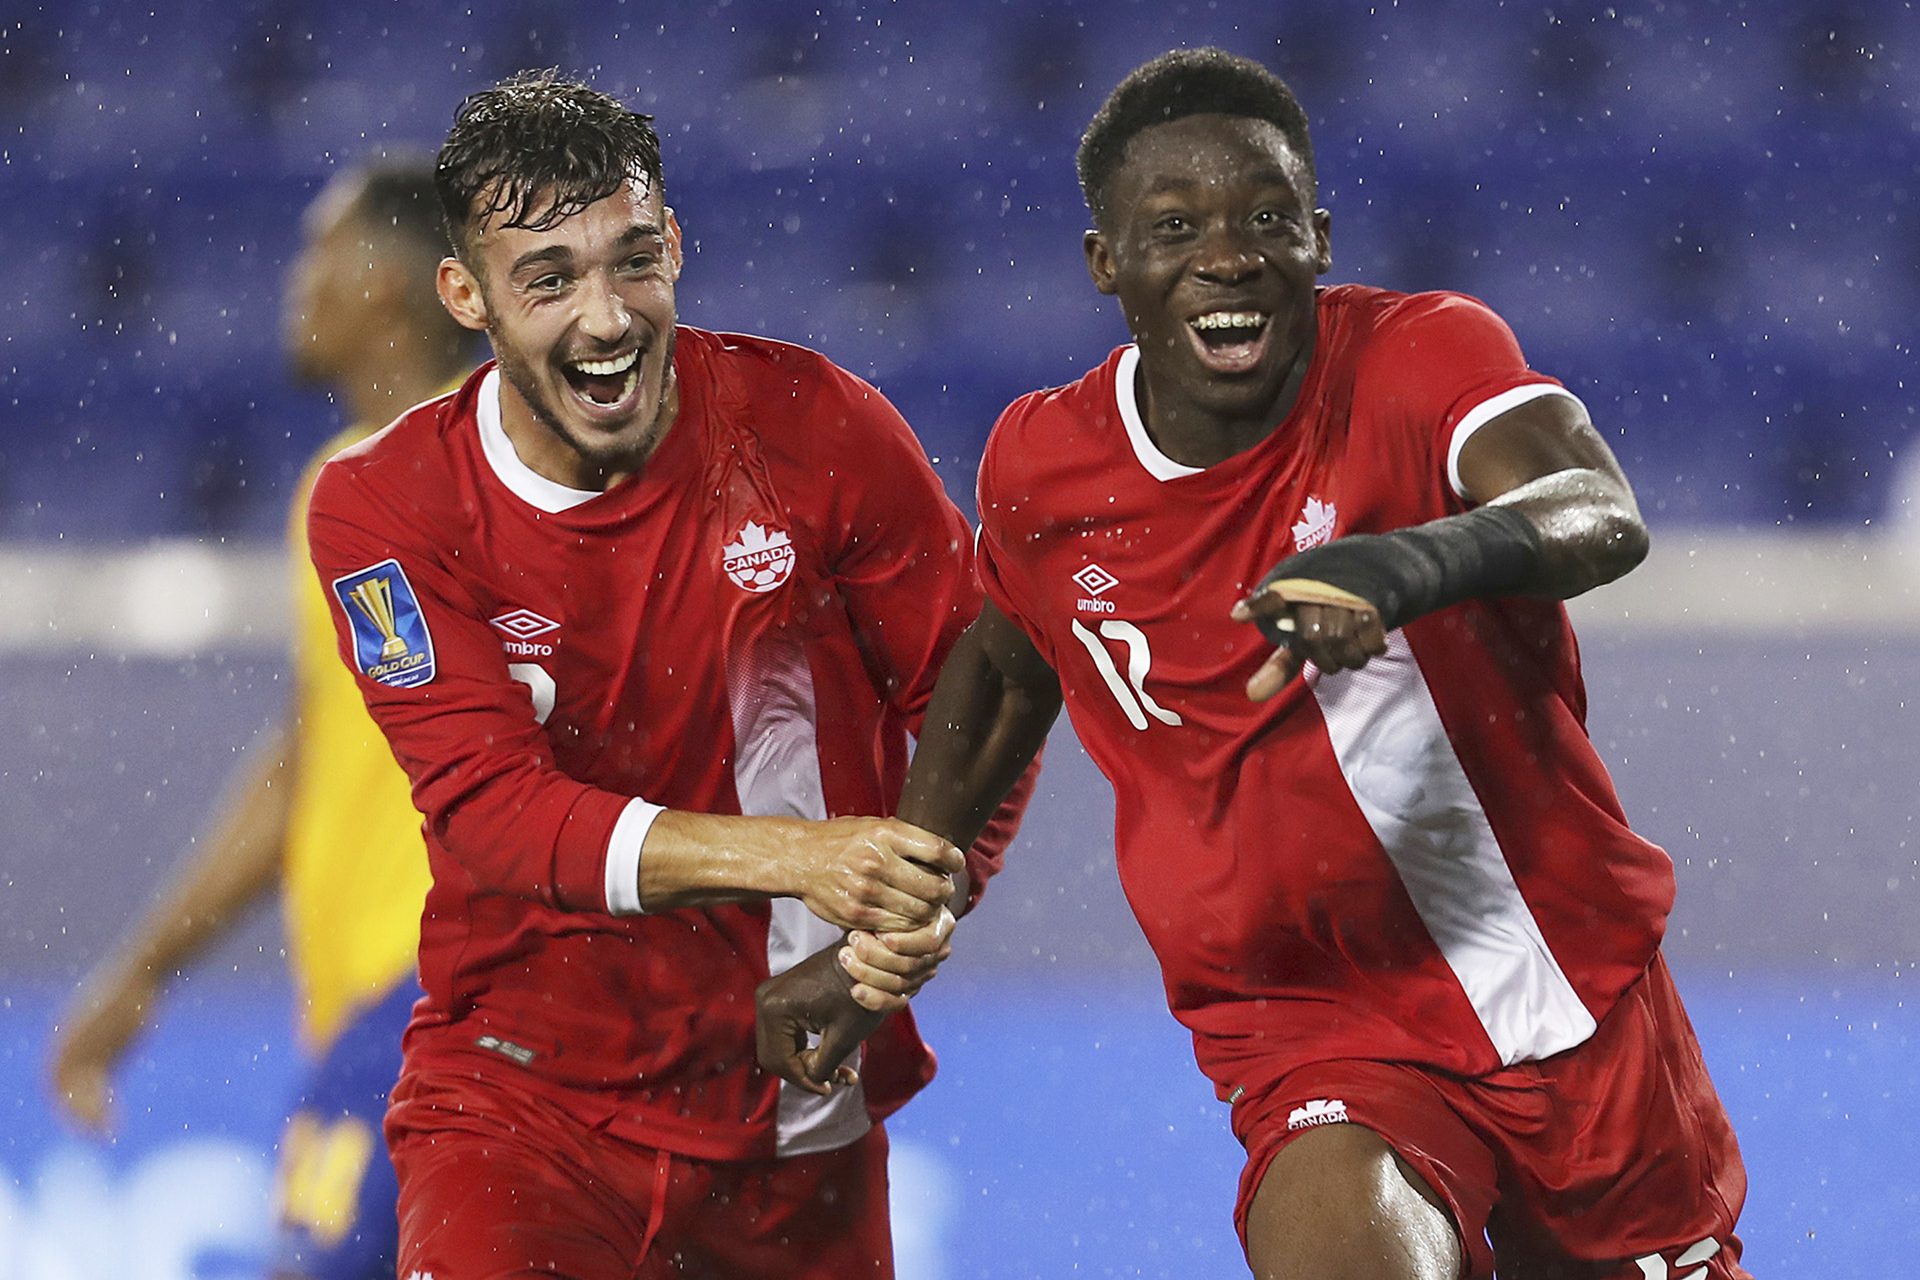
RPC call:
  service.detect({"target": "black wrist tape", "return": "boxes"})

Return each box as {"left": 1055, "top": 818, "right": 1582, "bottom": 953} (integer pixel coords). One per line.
{"left": 1253, "top": 505, "right": 1543, "bottom": 641}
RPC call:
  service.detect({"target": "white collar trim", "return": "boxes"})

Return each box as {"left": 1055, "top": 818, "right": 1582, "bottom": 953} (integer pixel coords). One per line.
{"left": 475, "top": 368, "right": 602, "bottom": 513}
{"left": 1114, "top": 346, "right": 1204, "bottom": 482}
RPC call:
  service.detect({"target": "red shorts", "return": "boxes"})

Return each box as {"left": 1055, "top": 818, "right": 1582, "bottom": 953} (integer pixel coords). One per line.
{"left": 388, "top": 1070, "right": 893, "bottom": 1279}
{"left": 1233, "top": 955, "right": 1751, "bottom": 1279}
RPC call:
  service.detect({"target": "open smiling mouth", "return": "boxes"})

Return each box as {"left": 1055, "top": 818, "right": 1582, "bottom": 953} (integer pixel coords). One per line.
{"left": 562, "top": 349, "right": 641, "bottom": 411}
{"left": 1187, "top": 310, "right": 1271, "bottom": 374}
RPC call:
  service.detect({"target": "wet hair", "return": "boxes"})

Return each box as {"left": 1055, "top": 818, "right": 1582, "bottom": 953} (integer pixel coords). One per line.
{"left": 435, "top": 68, "right": 663, "bottom": 258}
{"left": 1077, "top": 48, "right": 1316, "bottom": 227}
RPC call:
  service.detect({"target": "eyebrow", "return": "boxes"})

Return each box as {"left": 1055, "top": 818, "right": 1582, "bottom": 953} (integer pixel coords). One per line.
{"left": 506, "top": 222, "right": 665, "bottom": 278}
{"left": 509, "top": 244, "right": 573, "bottom": 277}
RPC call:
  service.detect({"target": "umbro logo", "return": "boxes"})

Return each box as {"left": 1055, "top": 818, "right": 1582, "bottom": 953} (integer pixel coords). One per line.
{"left": 1073, "top": 564, "right": 1118, "bottom": 596}
{"left": 1286, "top": 1098, "right": 1349, "bottom": 1131}
{"left": 1073, "top": 563, "right": 1119, "bottom": 614}
{"left": 492, "top": 608, "right": 559, "bottom": 639}
{"left": 491, "top": 608, "right": 559, "bottom": 656}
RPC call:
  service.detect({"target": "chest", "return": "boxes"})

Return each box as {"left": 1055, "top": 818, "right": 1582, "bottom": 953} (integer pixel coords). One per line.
{"left": 451, "top": 485, "right": 840, "bottom": 749}
{"left": 1012, "top": 430, "right": 1442, "bottom": 745}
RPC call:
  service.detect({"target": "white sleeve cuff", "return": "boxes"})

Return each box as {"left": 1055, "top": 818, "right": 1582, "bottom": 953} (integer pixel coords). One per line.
{"left": 604, "top": 798, "right": 666, "bottom": 916}
{"left": 1446, "top": 384, "right": 1585, "bottom": 502}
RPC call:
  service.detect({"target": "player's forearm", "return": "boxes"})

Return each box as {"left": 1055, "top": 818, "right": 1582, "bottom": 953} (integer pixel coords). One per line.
{"left": 632, "top": 811, "right": 797, "bottom": 911}
{"left": 103, "top": 725, "right": 292, "bottom": 981}
{"left": 1248, "top": 467, "right": 1647, "bottom": 644}
{"left": 1485, "top": 467, "right": 1649, "bottom": 600}
{"left": 898, "top": 627, "right": 1061, "bottom": 910}
{"left": 631, "top": 811, "right": 961, "bottom": 934}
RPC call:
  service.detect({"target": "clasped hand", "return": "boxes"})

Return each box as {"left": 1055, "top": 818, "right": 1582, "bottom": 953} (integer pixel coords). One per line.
{"left": 755, "top": 905, "right": 956, "bottom": 1096}
{"left": 786, "top": 816, "right": 963, "bottom": 933}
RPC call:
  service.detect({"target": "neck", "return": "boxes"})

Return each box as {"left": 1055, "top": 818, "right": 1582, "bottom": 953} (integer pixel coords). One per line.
{"left": 338, "top": 339, "right": 464, "bottom": 431}
{"left": 500, "top": 368, "right": 679, "bottom": 494}
{"left": 1136, "top": 326, "right": 1317, "bottom": 470}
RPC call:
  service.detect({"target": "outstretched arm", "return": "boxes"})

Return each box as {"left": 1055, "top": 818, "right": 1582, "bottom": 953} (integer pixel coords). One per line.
{"left": 756, "top": 602, "right": 1062, "bottom": 1094}
{"left": 49, "top": 724, "right": 294, "bottom": 1133}
{"left": 1233, "top": 392, "right": 1649, "bottom": 698}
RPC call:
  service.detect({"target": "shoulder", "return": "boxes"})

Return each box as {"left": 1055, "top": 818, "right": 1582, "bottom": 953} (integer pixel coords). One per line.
{"left": 310, "top": 370, "right": 483, "bottom": 528}
{"left": 681, "top": 326, "right": 866, "bottom": 406}
{"left": 689, "top": 326, "right": 918, "bottom": 461}
{"left": 1328, "top": 285, "right": 1524, "bottom": 367}
{"left": 979, "top": 348, "right": 1127, "bottom": 505}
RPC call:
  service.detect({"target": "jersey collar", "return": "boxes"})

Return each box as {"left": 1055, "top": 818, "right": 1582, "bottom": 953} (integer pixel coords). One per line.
{"left": 474, "top": 367, "right": 603, "bottom": 513}
{"left": 1114, "top": 346, "right": 1205, "bottom": 483}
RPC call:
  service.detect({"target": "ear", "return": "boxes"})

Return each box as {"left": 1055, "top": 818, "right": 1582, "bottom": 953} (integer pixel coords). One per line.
{"left": 1311, "top": 208, "right": 1333, "bottom": 276}
{"left": 1084, "top": 229, "right": 1119, "bottom": 296}
{"left": 437, "top": 256, "right": 491, "bottom": 333}
{"left": 663, "top": 207, "right": 685, "bottom": 281}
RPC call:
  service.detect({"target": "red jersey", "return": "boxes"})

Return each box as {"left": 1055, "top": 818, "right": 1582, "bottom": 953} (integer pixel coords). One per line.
{"left": 308, "top": 329, "right": 1021, "bottom": 1161}
{"left": 975, "top": 286, "right": 1675, "bottom": 1102}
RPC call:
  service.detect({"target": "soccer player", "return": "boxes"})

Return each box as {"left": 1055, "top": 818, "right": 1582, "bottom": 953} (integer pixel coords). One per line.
{"left": 49, "top": 157, "right": 474, "bottom": 1279}
{"left": 303, "top": 71, "right": 1026, "bottom": 1279}
{"left": 758, "top": 49, "right": 1753, "bottom": 1280}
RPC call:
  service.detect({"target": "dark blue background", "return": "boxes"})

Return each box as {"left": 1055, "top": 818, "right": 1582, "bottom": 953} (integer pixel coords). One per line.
{"left": 1, "top": 0, "right": 1912, "bottom": 538}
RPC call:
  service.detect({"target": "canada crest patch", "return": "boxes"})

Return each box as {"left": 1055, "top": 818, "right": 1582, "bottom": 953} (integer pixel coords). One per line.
{"left": 723, "top": 521, "right": 796, "bottom": 593}
{"left": 332, "top": 558, "right": 436, "bottom": 687}
{"left": 1291, "top": 495, "right": 1338, "bottom": 551}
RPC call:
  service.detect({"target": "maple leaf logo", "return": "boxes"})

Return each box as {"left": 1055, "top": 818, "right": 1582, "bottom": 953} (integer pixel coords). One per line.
{"left": 1291, "top": 496, "right": 1337, "bottom": 550}
{"left": 722, "top": 521, "right": 796, "bottom": 593}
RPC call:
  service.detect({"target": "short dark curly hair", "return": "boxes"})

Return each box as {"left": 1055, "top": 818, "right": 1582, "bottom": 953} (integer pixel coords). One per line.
{"left": 435, "top": 69, "right": 663, "bottom": 259}
{"left": 1077, "top": 48, "right": 1316, "bottom": 228}
{"left": 347, "top": 155, "right": 446, "bottom": 267}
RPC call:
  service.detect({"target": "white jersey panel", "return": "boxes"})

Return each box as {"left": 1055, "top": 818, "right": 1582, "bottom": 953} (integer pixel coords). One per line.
{"left": 1310, "top": 635, "right": 1599, "bottom": 1064}
{"left": 726, "top": 629, "right": 872, "bottom": 1156}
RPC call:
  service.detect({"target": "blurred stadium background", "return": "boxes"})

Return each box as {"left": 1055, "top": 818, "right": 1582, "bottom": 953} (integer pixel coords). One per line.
{"left": 1, "top": 1, "right": 1915, "bottom": 1275}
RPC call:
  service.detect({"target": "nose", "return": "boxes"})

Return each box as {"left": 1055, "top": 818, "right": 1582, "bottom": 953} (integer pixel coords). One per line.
{"left": 1192, "top": 226, "right": 1262, "bottom": 286}
{"left": 576, "top": 274, "right": 631, "bottom": 343}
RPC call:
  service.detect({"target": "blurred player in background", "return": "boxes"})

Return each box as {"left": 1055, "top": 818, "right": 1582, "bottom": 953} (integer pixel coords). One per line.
{"left": 49, "top": 157, "right": 474, "bottom": 1278}
{"left": 759, "top": 48, "right": 1753, "bottom": 1280}
{"left": 304, "top": 71, "right": 1028, "bottom": 1279}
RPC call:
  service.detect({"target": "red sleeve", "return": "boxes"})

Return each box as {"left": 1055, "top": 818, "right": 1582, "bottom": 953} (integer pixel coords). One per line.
{"left": 812, "top": 367, "right": 1036, "bottom": 905}
{"left": 971, "top": 397, "right": 1056, "bottom": 668}
{"left": 1363, "top": 292, "right": 1567, "bottom": 488}
{"left": 307, "top": 461, "right": 634, "bottom": 915}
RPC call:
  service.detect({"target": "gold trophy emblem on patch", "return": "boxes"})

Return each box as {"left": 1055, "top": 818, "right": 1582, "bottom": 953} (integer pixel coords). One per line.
{"left": 348, "top": 576, "right": 410, "bottom": 661}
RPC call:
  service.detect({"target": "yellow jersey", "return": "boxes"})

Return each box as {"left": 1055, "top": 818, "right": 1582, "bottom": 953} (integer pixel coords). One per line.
{"left": 281, "top": 422, "right": 433, "bottom": 1054}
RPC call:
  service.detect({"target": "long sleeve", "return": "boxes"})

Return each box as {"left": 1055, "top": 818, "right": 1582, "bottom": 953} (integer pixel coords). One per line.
{"left": 306, "top": 461, "right": 651, "bottom": 915}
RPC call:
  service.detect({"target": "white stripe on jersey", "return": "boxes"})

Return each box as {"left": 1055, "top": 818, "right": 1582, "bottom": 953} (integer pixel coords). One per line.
{"left": 725, "top": 629, "right": 873, "bottom": 1156}
{"left": 1444, "top": 383, "right": 1583, "bottom": 502}
{"left": 1311, "top": 634, "right": 1598, "bottom": 1064}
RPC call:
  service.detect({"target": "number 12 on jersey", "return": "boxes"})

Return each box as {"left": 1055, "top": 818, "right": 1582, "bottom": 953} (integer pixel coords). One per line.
{"left": 1070, "top": 619, "right": 1182, "bottom": 731}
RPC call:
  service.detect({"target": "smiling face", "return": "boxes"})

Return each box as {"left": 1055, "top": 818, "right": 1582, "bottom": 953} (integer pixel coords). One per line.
{"left": 1085, "top": 112, "right": 1331, "bottom": 435}
{"left": 438, "top": 175, "right": 683, "bottom": 487}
